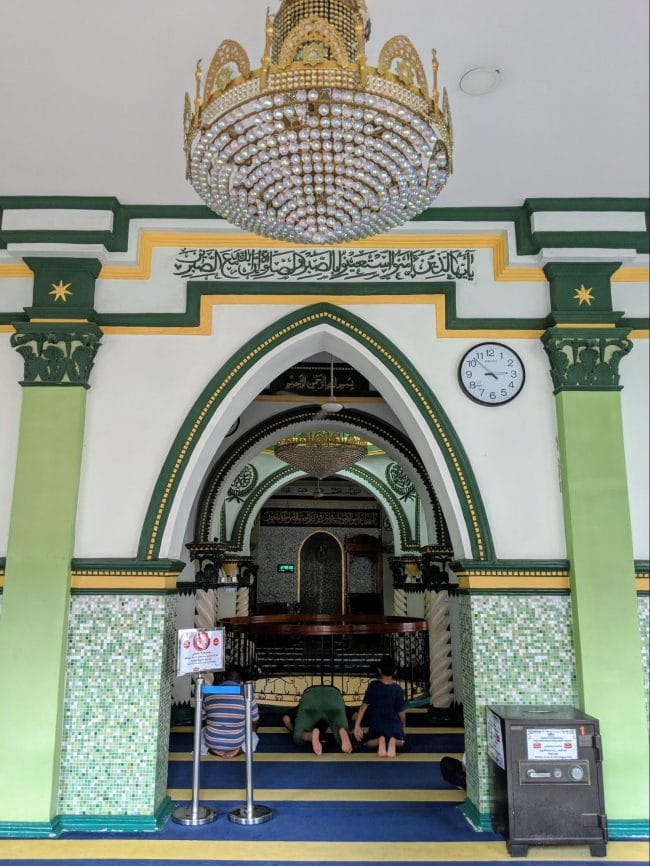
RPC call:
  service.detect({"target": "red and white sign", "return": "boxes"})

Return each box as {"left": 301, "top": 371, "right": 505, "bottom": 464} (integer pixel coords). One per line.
{"left": 526, "top": 727, "right": 578, "bottom": 760}
{"left": 176, "top": 628, "right": 225, "bottom": 676}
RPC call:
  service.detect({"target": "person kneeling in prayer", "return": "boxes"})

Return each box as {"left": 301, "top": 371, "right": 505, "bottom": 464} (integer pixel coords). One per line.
{"left": 202, "top": 664, "right": 260, "bottom": 759}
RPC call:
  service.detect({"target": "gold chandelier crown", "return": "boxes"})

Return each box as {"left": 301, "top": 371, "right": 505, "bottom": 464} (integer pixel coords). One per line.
{"left": 184, "top": 0, "right": 453, "bottom": 244}
{"left": 274, "top": 431, "right": 368, "bottom": 478}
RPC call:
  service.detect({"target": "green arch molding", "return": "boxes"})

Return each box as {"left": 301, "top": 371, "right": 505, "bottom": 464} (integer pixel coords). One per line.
{"left": 345, "top": 466, "right": 419, "bottom": 551}
{"left": 193, "top": 404, "right": 451, "bottom": 550}
{"left": 228, "top": 466, "right": 302, "bottom": 550}
{"left": 225, "top": 464, "right": 418, "bottom": 553}
{"left": 137, "top": 303, "right": 495, "bottom": 562}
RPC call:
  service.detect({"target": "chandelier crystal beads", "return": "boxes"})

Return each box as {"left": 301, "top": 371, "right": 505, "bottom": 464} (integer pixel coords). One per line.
{"left": 184, "top": 0, "right": 453, "bottom": 244}
{"left": 274, "top": 431, "right": 367, "bottom": 477}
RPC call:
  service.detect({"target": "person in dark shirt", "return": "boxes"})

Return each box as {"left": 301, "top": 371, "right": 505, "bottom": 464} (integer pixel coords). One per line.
{"left": 353, "top": 655, "right": 406, "bottom": 757}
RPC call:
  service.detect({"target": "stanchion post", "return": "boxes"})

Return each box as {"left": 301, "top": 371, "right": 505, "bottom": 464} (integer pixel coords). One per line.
{"left": 228, "top": 681, "right": 272, "bottom": 825}
{"left": 172, "top": 673, "right": 218, "bottom": 826}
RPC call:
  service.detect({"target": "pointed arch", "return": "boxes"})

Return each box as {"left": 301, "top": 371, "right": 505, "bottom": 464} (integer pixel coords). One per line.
{"left": 137, "top": 303, "right": 494, "bottom": 562}
{"left": 193, "top": 405, "right": 449, "bottom": 553}
{"left": 224, "top": 464, "right": 419, "bottom": 556}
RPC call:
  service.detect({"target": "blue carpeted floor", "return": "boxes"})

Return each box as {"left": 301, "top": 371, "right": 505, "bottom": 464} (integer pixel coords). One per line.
{"left": 1, "top": 709, "right": 642, "bottom": 864}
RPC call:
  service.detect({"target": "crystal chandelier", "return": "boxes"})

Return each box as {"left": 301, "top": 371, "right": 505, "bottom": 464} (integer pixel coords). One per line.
{"left": 184, "top": 0, "right": 453, "bottom": 245}
{"left": 274, "top": 431, "right": 367, "bottom": 477}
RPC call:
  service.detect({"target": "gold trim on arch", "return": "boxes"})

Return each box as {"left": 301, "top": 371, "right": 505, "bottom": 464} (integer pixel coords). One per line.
{"left": 144, "top": 308, "right": 487, "bottom": 562}
{"left": 296, "top": 529, "right": 346, "bottom": 615}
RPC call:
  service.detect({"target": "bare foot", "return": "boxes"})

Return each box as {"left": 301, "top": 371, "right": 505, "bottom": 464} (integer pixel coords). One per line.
{"left": 339, "top": 728, "right": 352, "bottom": 753}
{"left": 213, "top": 747, "right": 241, "bottom": 759}
{"left": 387, "top": 737, "right": 397, "bottom": 758}
{"left": 311, "top": 727, "right": 323, "bottom": 755}
{"left": 378, "top": 736, "right": 387, "bottom": 757}
{"left": 281, "top": 713, "right": 294, "bottom": 733}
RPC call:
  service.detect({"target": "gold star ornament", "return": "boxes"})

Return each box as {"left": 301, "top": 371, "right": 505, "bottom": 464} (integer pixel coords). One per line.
{"left": 49, "top": 280, "right": 73, "bottom": 302}
{"left": 574, "top": 285, "right": 594, "bottom": 306}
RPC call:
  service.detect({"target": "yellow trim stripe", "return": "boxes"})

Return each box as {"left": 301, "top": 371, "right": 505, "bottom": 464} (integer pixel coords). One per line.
{"left": 168, "top": 787, "right": 465, "bottom": 803}
{"left": 69, "top": 573, "right": 177, "bottom": 590}
{"left": 1, "top": 839, "right": 645, "bottom": 862}
{"left": 612, "top": 266, "right": 650, "bottom": 282}
{"left": 554, "top": 323, "right": 616, "bottom": 329}
{"left": 458, "top": 575, "right": 570, "bottom": 591}
{"left": 2, "top": 575, "right": 646, "bottom": 592}
{"left": 168, "top": 751, "right": 462, "bottom": 763}
{"left": 0, "top": 263, "right": 31, "bottom": 278}
{"left": 1, "top": 231, "right": 647, "bottom": 339}
{"left": 98, "top": 292, "right": 545, "bottom": 340}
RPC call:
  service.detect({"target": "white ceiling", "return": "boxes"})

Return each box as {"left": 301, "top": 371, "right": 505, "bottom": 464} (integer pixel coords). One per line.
{"left": 1, "top": 0, "right": 648, "bottom": 207}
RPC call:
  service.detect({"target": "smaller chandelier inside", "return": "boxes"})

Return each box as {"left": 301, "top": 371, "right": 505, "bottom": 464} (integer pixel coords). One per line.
{"left": 274, "top": 431, "right": 367, "bottom": 478}
{"left": 184, "top": 0, "right": 452, "bottom": 245}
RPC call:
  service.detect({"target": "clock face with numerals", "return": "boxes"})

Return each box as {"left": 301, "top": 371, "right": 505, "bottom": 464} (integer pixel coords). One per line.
{"left": 458, "top": 342, "right": 525, "bottom": 406}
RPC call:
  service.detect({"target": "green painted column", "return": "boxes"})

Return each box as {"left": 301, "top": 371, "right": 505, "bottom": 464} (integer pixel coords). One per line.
{"left": 0, "top": 259, "right": 101, "bottom": 834}
{"left": 543, "top": 262, "right": 649, "bottom": 827}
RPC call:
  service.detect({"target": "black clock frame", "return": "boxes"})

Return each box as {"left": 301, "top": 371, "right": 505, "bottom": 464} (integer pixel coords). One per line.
{"left": 457, "top": 341, "right": 526, "bottom": 407}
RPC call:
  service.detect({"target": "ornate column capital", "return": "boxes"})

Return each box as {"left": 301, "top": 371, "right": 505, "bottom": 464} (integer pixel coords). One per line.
{"left": 541, "top": 327, "right": 632, "bottom": 393}
{"left": 388, "top": 554, "right": 422, "bottom": 592}
{"left": 186, "top": 541, "right": 257, "bottom": 589}
{"left": 11, "top": 257, "right": 104, "bottom": 388}
{"left": 420, "top": 546, "right": 455, "bottom": 593}
{"left": 11, "top": 322, "right": 102, "bottom": 388}
{"left": 541, "top": 261, "right": 634, "bottom": 393}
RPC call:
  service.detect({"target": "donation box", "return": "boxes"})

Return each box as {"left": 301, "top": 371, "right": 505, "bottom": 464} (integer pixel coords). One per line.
{"left": 487, "top": 705, "right": 607, "bottom": 858}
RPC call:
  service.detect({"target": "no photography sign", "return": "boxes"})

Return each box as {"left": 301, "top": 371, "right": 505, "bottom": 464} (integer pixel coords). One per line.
{"left": 177, "top": 628, "right": 225, "bottom": 676}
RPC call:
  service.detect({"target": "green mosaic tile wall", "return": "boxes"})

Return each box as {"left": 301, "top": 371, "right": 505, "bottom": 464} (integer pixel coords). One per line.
{"left": 460, "top": 594, "right": 578, "bottom": 815}
{"left": 57, "top": 594, "right": 176, "bottom": 816}
{"left": 638, "top": 596, "right": 649, "bottom": 724}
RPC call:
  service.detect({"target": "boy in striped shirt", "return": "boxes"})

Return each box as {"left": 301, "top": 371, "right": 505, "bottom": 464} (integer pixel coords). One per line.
{"left": 203, "top": 665, "right": 260, "bottom": 758}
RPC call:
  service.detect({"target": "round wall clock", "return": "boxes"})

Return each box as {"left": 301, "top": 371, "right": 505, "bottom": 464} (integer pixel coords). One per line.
{"left": 458, "top": 342, "right": 525, "bottom": 406}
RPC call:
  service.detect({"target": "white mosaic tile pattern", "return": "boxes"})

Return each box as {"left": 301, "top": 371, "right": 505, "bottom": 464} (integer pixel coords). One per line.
{"left": 57, "top": 594, "right": 175, "bottom": 816}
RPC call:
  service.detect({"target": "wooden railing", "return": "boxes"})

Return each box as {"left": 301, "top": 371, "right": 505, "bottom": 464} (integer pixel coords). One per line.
{"left": 221, "top": 614, "right": 430, "bottom": 705}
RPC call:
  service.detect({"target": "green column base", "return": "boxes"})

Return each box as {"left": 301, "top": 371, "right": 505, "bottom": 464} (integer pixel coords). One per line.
{"left": 0, "top": 796, "right": 174, "bottom": 838}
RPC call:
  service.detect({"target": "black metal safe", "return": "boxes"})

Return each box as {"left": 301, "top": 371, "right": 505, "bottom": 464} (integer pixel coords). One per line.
{"left": 487, "top": 705, "right": 607, "bottom": 857}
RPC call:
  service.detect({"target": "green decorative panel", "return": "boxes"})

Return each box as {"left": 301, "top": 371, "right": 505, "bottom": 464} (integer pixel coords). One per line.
{"left": 543, "top": 262, "right": 620, "bottom": 317}
{"left": 23, "top": 257, "right": 101, "bottom": 320}
{"left": 460, "top": 594, "right": 577, "bottom": 814}
{"left": 638, "top": 596, "right": 650, "bottom": 725}
{"left": 57, "top": 594, "right": 176, "bottom": 816}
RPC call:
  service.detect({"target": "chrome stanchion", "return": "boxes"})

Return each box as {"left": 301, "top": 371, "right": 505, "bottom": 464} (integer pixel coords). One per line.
{"left": 172, "top": 674, "right": 218, "bottom": 826}
{"left": 228, "top": 681, "right": 272, "bottom": 825}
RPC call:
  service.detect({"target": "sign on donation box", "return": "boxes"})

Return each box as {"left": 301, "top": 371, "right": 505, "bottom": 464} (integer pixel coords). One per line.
{"left": 177, "top": 628, "right": 225, "bottom": 676}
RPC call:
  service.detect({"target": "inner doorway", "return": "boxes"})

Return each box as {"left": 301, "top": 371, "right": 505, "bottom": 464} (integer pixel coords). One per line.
{"left": 298, "top": 531, "right": 344, "bottom": 614}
